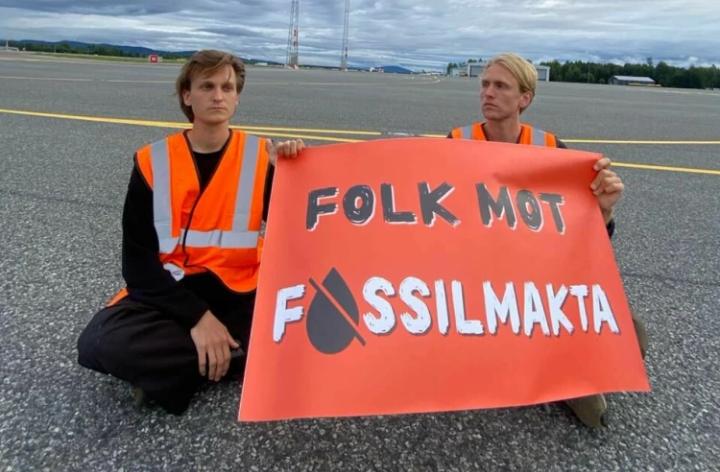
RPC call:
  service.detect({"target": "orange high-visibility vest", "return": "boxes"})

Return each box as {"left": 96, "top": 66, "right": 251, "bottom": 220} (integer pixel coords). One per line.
{"left": 450, "top": 122, "right": 558, "bottom": 147}
{"left": 108, "top": 130, "right": 269, "bottom": 304}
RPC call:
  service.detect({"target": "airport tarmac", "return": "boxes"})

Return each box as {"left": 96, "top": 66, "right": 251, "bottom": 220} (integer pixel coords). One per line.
{"left": 1, "top": 54, "right": 718, "bottom": 470}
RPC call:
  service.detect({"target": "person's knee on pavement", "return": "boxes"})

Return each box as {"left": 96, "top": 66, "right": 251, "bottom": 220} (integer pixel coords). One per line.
{"left": 77, "top": 322, "right": 104, "bottom": 373}
{"left": 630, "top": 311, "right": 648, "bottom": 359}
{"left": 77, "top": 310, "right": 112, "bottom": 374}
{"left": 77, "top": 307, "right": 135, "bottom": 378}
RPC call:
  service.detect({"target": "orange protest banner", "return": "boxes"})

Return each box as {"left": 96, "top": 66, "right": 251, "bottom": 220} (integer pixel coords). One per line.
{"left": 238, "top": 138, "right": 649, "bottom": 422}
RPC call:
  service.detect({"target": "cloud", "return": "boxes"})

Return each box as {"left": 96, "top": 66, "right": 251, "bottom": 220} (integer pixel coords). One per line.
{"left": 1, "top": 1, "right": 718, "bottom": 69}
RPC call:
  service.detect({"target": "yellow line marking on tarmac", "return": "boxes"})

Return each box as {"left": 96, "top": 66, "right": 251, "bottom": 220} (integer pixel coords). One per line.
{"left": 256, "top": 131, "right": 360, "bottom": 143}
{"left": 234, "top": 125, "right": 378, "bottom": 136}
{"left": 422, "top": 133, "right": 720, "bottom": 145}
{"left": 0, "top": 108, "right": 192, "bottom": 129}
{"left": 564, "top": 139, "right": 720, "bottom": 145}
{"left": 0, "top": 108, "right": 380, "bottom": 136}
{"left": 611, "top": 162, "right": 720, "bottom": 175}
{"left": 1, "top": 107, "right": 718, "bottom": 175}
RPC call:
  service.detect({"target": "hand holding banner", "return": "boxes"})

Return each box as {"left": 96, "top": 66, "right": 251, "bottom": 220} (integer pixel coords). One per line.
{"left": 239, "top": 138, "right": 649, "bottom": 421}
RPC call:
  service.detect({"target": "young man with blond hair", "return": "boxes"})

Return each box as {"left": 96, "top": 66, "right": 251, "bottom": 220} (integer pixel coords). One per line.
{"left": 78, "top": 50, "right": 303, "bottom": 414}
{"left": 449, "top": 52, "right": 648, "bottom": 427}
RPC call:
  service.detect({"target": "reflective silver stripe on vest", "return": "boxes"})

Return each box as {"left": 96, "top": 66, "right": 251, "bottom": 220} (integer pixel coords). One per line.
{"left": 150, "top": 139, "right": 178, "bottom": 253}
{"left": 149, "top": 134, "right": 261, "bottom": 253}
{"left": 233, "top": 135, "right": 260, "bottom": 232}
{"left": 181, "top": 229, "right": 259, "bottom": 248}
{"left": 531, "top": 127, "right": 548, "bottom": 146}
{"left": 462, "top": 125, "right": 474, "bottom": 139}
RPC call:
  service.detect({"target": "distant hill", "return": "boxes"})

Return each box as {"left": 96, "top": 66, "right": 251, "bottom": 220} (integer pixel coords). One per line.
{"left": 7, "top": 39, "right": 281, "bottom": 65}
{"left": 380, "top": 65, "right": 413, "bottom": 74}
{"left": 114, "top": 44, "right": 197, "bottom": 57}
{"left": 11, "top": 39, "right": 195, "bottom": 58}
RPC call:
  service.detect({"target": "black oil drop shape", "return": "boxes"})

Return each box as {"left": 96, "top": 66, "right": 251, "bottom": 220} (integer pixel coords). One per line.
{"left": 307, "top": 268, "right": 365, "bottom": 354}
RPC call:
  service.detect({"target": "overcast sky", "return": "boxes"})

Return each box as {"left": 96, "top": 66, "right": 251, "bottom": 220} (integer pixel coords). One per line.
{"left": 1, "top": 1, "right": 718, "bottom": 70}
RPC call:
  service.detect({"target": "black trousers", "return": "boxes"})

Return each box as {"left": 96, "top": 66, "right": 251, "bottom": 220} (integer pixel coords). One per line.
{"left": 77, "top": 294, "right": 255, "bottom": 414}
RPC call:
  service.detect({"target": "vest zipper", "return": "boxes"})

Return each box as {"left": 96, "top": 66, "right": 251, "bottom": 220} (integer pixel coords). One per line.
{"left": 180, "top": 131, "right": 232, "bottom": 267}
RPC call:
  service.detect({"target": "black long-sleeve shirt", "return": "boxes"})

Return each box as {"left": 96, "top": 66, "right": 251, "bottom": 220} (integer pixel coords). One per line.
{"left": 122, "top": 133, "right": 274, "bottom": 329}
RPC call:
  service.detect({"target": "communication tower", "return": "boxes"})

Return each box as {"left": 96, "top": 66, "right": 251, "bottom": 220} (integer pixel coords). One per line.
{"left": 286, "top": 0, "right": 300, "bottom": 68}
{"left": 340, "top": 0, "right": 350, "bottom": 70}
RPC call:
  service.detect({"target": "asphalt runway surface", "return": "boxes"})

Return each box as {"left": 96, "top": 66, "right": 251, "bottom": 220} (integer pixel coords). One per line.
{"left": 1, "top": 53, "right": 719, "bottom": 471}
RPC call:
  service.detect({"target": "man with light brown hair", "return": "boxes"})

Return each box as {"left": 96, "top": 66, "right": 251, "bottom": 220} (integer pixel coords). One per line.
{"left": 77, "top": 50, "right": 303, "bottom": 414}
{"left": 451, "top": 53, "right": 558, "bottom": 146}
{"left": 449, "top": 52, "right": 648, "bottom": 427}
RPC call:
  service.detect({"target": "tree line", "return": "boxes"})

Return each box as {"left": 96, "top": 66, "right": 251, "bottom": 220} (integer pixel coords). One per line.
{"left": 5, "top": 40, "right": 190, "bottom": 60}
{"left": 448, "top": 58, "right": 720, "bottom": 89}
{"left": 540, "top": 60, "right": 719, "bottom": 89}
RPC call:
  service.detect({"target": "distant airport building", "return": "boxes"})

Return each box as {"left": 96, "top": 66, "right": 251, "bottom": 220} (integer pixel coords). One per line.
{"left": 467, "top": 62, "right": 484, "bottom": 77}
{"left": 535, "top": 65, "right": 550, "bottom": 82}
{"left": 609, "top": 75, "right": 656, "bottom": 86}
{"left": 466, "top": 61, "right": 550, "bottom": 81}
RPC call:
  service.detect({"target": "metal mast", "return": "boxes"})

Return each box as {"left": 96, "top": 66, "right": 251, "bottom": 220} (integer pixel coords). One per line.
{"left": 340, "top": 0, "right": 350, "bottom": 70}
{"left": 286, "top": 0, "right": 300, "bottom": 68}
